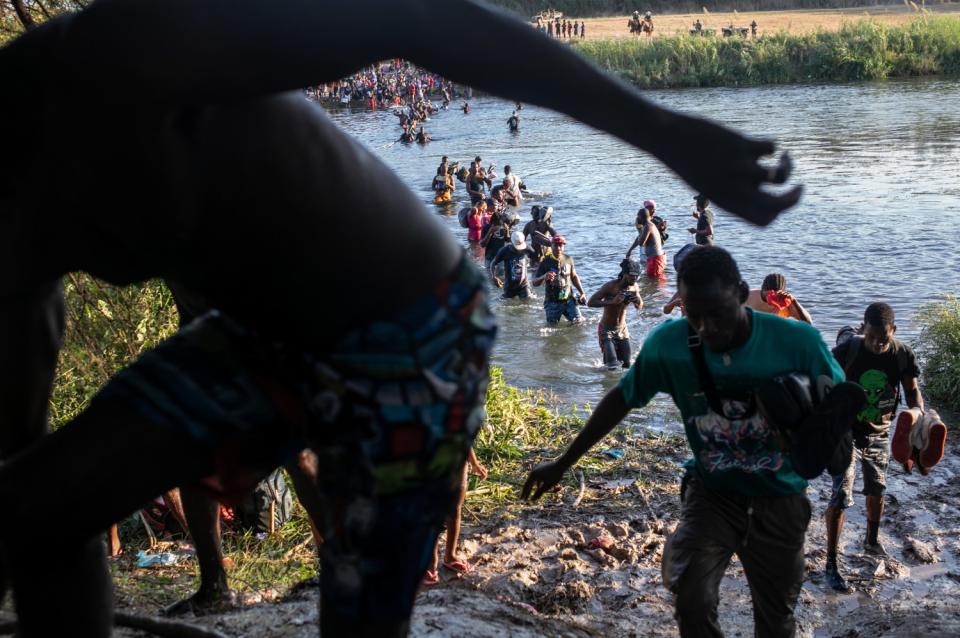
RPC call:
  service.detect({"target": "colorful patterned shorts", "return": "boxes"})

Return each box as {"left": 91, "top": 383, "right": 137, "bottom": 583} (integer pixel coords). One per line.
{"left": 95, "top": 254, "right": 496, "bottom": 621}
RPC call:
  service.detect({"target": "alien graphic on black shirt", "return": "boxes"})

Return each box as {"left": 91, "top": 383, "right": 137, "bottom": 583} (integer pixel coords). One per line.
{"left": 858, "top": 368, "right": 890, "bottom": 424}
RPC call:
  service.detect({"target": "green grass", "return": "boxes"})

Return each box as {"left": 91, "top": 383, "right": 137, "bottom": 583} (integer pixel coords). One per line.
{"left": 916, "top": 296, "right": 960, "bottom": 413}
{"left": 573, "top": 16, "right": 960, "bottom": 88}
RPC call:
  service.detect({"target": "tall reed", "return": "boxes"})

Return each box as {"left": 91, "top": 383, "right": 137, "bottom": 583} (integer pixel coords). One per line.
{"left": 574, "top": 17, "right": 960, "bottom": 88}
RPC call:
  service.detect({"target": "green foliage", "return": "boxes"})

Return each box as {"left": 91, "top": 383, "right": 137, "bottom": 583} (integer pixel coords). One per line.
{"left": 916, "top": 296, "right": 960, "bottom": 413}
{"left": 50, "top": 275, "right": 179, "bottom": 428}
{"left": 469, "top": 367, "right": 587, "bottom": 514}
{"left": 573, "top": 17, "right": 960, "bottom": 88}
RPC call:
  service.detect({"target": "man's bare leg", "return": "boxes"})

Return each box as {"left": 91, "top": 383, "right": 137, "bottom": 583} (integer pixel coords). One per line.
{"left": 163, "top": 486, "right": 236, "bottom": 616}
{"left": 287, "top": 450, "right": 324, "bottom": 547}
{"left": 442, "top": 466, "right": 469, "bottom": 569}
{"left": 865, "top": 495, "right": 885, "bottom": 554}
{"left": 165, "top": 450, "right": 323, "bottom": 616}
{"left": 824, "top": 506, "right": 850, "bottom": 591}
{"left": 0, "top": 399, "right": 224, "bottom": 637}
{"left": 162, "top": 488, "right": 190, "bottom": 534}
{"left": 107, "top": 523, "right": 123, "bottom": 557}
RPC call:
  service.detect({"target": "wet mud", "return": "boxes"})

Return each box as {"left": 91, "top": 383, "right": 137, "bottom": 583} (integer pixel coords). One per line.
{"left": 103, "top": 431, "right": 960, "bottom": 637}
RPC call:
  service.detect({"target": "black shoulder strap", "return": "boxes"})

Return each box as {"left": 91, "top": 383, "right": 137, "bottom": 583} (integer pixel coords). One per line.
{"left": 843, "top": 336, "right": 863, "bottom": 375}
{"left": 687, "top": 323, "right": 725, "bottom": 416}
{"left": 892, "top": 339, "right": 912, "bottom": 378}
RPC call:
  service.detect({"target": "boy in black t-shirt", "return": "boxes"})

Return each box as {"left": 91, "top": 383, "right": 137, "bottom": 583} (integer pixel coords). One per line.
{"left": 824, "top": 303, "right": 923, "bottom": 591}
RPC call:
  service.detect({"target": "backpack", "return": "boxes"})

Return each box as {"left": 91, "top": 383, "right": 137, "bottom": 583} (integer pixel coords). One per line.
{"left": 235, "top": 469, "right": 294, "bottom": 535}
{"left": 652, "top": 215, "right": 669, "bottom": 243}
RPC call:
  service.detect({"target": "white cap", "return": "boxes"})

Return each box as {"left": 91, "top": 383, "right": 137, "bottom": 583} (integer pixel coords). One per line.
{"left": 511, "top": 230, "right": 527, "bottom": 250}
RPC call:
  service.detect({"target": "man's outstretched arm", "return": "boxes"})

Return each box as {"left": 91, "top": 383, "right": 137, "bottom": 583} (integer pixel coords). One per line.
{"left": 60, "top": 0, "right": 800, "bottom": 223}
{"left": 522, "top": 386, "right": 630, "bottom": 501}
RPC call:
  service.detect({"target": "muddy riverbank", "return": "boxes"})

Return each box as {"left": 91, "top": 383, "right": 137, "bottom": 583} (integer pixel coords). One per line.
{"left": 97, "top": 425, "right": 960, "bottom": 637}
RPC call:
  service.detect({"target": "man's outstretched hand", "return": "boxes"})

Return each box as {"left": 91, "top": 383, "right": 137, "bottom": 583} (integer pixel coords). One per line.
{"left": 521, "top": 460, "right": 568, "bottom": 502}
{"left": 651, "top": 112, "right": 802, "bottom": 226}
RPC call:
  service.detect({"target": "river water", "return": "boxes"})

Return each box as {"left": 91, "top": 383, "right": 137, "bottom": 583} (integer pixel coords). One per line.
{"left": 325, "top": 79, "right": 960, "bottom": 430}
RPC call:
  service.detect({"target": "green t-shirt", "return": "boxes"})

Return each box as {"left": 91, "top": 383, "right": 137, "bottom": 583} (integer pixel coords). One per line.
{"left": 619, "top": 310, "right": 845, "bottom": 496}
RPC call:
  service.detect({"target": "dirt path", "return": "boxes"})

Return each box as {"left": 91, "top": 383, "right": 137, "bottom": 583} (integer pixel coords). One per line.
{"left": 101, "top": 426, "right": 960, "bottom": 637}
{"left": 570, "top": 5, "right": 960, "bottom": 39}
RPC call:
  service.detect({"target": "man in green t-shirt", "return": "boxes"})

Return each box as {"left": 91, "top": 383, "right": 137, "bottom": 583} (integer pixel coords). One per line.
{"left": 523, "top": 246, "right": 844, "bottom": 638}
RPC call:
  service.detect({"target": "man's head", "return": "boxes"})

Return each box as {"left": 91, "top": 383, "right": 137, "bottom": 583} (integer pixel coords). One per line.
{"left": 511, "top": 229, "right": 527, "bottom": 250}
{"left": 677, "top": 246, "right": 749, "bottom": 352}
{"left": 484, "top": 197, "right": 496, "bottom": 210}
{"left": 619, "top": 259, "right": 641, "bottom": 285}
{"left": 531, "top": 205, "right": 541, "bottom": 221}
{"left": 863, "top": 302, "right": 896, "bottom": 355}
{"left": 441, "top": 155, "right": 448, "bottom": 163}
{"left": 551, "top": 234, "right": 566, "bottom": 255}
{"left": 761, "top": 273, "right": 786, "bottom": 294}
{"left": 504, "top": 165, "right": 512, "bottom": 175}
{"left": 637, "top": 207, "right": 651, "bottom": 224}
{"left": 695, "top": 194, "right": 709, "bottom": 210}
{"left": 643, "top": 199, "right": 656, "bottom": 212}
{"left": 475, "top": 155, "right": 482, "bottom": 164}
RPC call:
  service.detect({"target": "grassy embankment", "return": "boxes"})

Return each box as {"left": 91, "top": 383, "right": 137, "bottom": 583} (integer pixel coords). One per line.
{"left": 55, "top": 276, "right": 671, "bottom": 605}
{"left": 573, "top": 16, "right": 960, "bottom": 87}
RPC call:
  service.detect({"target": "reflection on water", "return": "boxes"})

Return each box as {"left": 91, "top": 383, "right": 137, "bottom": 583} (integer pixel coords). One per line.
{"left": 326, "top": 78, "right": 960, "bottom": 431}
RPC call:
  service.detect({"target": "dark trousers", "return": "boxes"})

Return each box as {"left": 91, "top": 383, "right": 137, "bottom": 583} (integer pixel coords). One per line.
{"left": 663, "top": 478, "right": 811, "bottom": 638}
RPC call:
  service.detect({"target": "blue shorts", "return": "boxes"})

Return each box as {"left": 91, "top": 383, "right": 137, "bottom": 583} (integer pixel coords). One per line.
{"left": 93, "top": 255, "right": 497, "bottom": 621}
{"left": 544, "top": 297, "right": 582, "bottom": 324}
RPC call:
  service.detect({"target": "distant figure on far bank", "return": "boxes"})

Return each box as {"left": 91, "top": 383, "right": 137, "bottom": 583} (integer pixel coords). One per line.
{"left": 507, "top": 111, "right": 520, "bottom": 132}
{"left": 751, "top": 20, "right": 759, "bottom": 38}
{"left": 746, "top": 273, "right": 813, "bottom": 323}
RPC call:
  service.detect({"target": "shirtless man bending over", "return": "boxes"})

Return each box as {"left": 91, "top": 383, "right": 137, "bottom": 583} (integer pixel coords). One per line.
{"left": 0, "top": 1, "right": 800, "bottom": 635}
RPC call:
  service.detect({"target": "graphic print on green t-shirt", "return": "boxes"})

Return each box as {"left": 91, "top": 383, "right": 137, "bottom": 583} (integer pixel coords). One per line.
{"left": 689, "top": 397, "right": 784, "bottom": 476}
{"left": 618, "top": 311, "right": 845, "bottom": 496}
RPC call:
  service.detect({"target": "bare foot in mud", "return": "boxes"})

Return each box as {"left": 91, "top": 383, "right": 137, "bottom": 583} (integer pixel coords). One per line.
{"left": 163, "top": 587, "right": 239, "bottom": 617}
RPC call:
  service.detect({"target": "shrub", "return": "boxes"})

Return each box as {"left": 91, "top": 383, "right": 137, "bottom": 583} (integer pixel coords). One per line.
{"left": 50, "top": 275, "right": 178, "bottom": 428}
{"left": 916, "top": 296, "right": 960, "bottom": 413}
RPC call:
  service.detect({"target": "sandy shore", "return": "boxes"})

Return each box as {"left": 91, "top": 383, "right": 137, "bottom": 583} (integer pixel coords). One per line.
{"left": 568, "top": 4, "right": 960, "bottom": 39}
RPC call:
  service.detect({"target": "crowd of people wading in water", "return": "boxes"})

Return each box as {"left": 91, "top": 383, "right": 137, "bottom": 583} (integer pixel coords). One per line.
{"left": 0, "top": 1, "right": 951, "bottom": 637}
